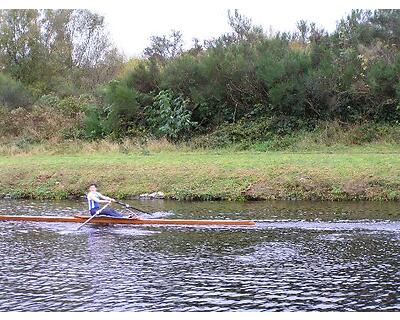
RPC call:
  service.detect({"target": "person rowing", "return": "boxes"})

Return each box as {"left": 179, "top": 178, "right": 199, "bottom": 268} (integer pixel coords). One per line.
{"left": 87, "top": 183, "right": 124, "bottom": 218}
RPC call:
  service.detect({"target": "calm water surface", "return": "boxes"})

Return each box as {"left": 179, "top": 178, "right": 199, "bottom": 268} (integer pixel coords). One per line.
{"left": 0, "top": 199, "right": 399, "bottom": 311}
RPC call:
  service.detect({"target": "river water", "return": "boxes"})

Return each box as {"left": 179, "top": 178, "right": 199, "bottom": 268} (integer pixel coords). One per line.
{"left": 0, "top": 199, "right": 399, "bottom": 311}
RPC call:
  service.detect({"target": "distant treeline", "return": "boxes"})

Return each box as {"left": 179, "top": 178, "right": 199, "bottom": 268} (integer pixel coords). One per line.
{"left": 1, "top": 9, "right": 400, "bottom": 146}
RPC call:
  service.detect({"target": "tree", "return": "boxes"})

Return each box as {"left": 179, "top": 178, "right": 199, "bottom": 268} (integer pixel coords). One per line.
{"left": 143, "top": 30, "right": 184, "bottom": 64}
{"left": 0, "top": 10, "right": 43, "bottom": 87}
{"left": 370, "top": 9, "right": 400, "bottom": 45}
{"left": 296, "top": 20, "right": 310, "bottom": 43}
{"left": 205, "top": 10, "right": 263, "bottom": 48}
{"left": 0, "top": 9, "right": 123, "bottom": 95}
{"left": 0, "top": 72, "right": 32, "bottom": 108}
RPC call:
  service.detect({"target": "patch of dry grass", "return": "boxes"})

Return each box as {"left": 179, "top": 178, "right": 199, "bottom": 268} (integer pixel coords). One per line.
{"left": 0, "top": 137, "right": 186, "bottom": 156}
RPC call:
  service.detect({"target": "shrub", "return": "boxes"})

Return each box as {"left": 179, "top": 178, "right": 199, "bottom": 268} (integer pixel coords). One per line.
{"left": 0, "top": 105, "right": 84, "bottom": 142}
{"left": 146, "top": 90, "right": 197, "bottom": 141}
{"left": 0, "top": 73, "right": 33, "bottom": 108}
{"left": 189, "top": 116, "right": 278, "bottom": 149}
{"left": 82, "top": 104, "right": 105, "bottom": 139}
{"left": 37, "top": 94, "right": 94, "bottom": 114}
{"left": 101, "top": 80, "right": 141, "bottom": 137}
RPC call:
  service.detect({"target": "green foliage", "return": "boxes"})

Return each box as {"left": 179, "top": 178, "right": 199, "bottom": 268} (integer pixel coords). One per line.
{"left": 144, "top": 30, "right": 184, "bottom": 63}
{"left": 0, "top": 73, "right": 32, "bottom": 108}
{"left": 37, "top": 94, "right": 93, "bottom": 114}
{"left": 0, "top": 104, "right": 83, "bottom": 142}
{"left": 189, "top": 115, "right": 308, "bottom": 149}
{"left": 125, "top": 60, "right": 159, "bottom": 93}
{"left": 257, "top": 45, "right": 311, "bottom": 117}
{"left": 102, "top": 80, "right": 140, "bottom": 137}
{"left": 0, "top": 9, "right": 122, "bottom": 96}
{"left": 69, "top": 8, "right": 400, "bottom": 143}
{"left": 146, "top": 90, "right": 197, "bottom": 141}
{"left": 110, "top": 9, "right": 400, "bottom": 141}
{"left": 189, "top": 119, "right": 400, "bottom": 151}
{"left": 2, "top": 9, "right": 400, "bottom": 146}
{"left": 82, "top": 104, "right": 105, "bottom": 139}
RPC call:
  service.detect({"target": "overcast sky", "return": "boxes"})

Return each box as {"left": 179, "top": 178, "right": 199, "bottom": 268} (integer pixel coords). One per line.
{"left": 94, "top": 1, "right": 354, "bottom": 58}
{"left": 4, "top": 0, "right": 400, "bottom": 58}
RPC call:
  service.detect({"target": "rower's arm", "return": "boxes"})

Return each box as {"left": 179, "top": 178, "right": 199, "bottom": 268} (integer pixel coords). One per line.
{"left": 97, "top": 193, "right": 115, "bottom": 202}
{"left": 88, "top": 193, "right": 110, "bottom": 204}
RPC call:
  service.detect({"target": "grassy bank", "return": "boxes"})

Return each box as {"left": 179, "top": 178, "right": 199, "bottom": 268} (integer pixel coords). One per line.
{"left": 1, "top": 145, "right": 399, "bottom": 201}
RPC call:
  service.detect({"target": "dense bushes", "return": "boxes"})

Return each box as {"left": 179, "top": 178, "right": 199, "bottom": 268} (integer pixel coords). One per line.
{"left": 146, "top": 90, "right": 197, "bottom": 141}
{"left": 1, "top": 9, "right": 400, "bottom": 148}
{"left": 0, "top": 73, "right": 32, "bottom": 108}
{"left": 0, "top": 105, "right": 83, "bottom": 142}
{"left": 93, "top": 9, "right": 400, "bottom": 145}
{"left": 0, "top": 95, "right": 91, "bottom": 142}
{"left": 189, "top": 119, "right": 400, "bottom": 151}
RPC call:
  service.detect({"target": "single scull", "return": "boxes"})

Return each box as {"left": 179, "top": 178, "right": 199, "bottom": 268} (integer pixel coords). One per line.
{"left": 0, "top": 214, "right": 256, "bottom": 226}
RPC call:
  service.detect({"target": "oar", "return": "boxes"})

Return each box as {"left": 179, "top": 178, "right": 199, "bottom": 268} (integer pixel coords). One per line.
{"left": 115, "top": 200, "right": 151, "bottom": 215}
{"left": 77, "top": 203, "right": 110, "bottom": 230}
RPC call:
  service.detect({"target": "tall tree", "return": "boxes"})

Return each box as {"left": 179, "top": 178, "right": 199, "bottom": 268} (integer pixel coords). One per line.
{"left": 0, "top": 9, "right": 123, "bottom": 95}
{"left": 0, "top": 10, "right": 43, "bottom": 85}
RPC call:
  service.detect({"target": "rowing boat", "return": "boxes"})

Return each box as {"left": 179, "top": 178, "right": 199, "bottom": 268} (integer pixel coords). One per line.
{"left": 0, "top": 214, "right": 256, "bottom": 226}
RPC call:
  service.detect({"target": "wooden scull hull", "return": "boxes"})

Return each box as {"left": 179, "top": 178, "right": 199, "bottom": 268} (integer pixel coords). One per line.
{"left": 0, "top": 214, "right": 255, "bottom": 226}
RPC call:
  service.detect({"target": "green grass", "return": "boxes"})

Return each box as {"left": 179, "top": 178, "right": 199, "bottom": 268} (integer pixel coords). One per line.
{"left": 1, "top": 146, "right": 400, "bottom": 201}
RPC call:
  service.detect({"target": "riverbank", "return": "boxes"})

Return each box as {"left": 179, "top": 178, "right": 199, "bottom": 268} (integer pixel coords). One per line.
{"left": 0, "top": 145, "right": 399, "bottom": 201}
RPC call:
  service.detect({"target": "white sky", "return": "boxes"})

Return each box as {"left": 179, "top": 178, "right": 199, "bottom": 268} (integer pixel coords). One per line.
{"left": 3, "top": 0, "right": 400, "bottom": 58}
{"left": 94, "top": 1, "right": 350, "bottom": 58}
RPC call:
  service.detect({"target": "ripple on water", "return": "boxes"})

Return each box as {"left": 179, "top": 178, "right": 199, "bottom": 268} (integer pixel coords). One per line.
{"left": 0, "top": 200, "right": 399, "bottom": 311}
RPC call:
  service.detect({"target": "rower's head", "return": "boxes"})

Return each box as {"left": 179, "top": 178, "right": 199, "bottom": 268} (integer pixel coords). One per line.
{"left": 88, "top": 184, "right": 97, "bottom": 193}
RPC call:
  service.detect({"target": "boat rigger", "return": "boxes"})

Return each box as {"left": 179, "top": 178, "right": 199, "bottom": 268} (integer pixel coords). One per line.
{"left": 0, "top": 214, "right": 256, "bottom": 226}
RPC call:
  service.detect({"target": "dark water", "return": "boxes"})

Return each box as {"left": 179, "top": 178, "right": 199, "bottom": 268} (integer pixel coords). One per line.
{"left": 0, "top": 199, "right": 399, "bottom": 311}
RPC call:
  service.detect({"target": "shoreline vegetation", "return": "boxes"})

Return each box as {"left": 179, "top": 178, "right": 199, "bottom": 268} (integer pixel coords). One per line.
{"left": 1, "top": 10, "right": 400, "bottom": 202}
{"left": 1, "top": 140, "right": 399, "bottom": 202}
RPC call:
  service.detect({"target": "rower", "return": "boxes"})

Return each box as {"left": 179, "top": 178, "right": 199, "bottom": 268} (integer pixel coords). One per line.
{"left": 87, "top": 184, "right": 123, "bottom": 218}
